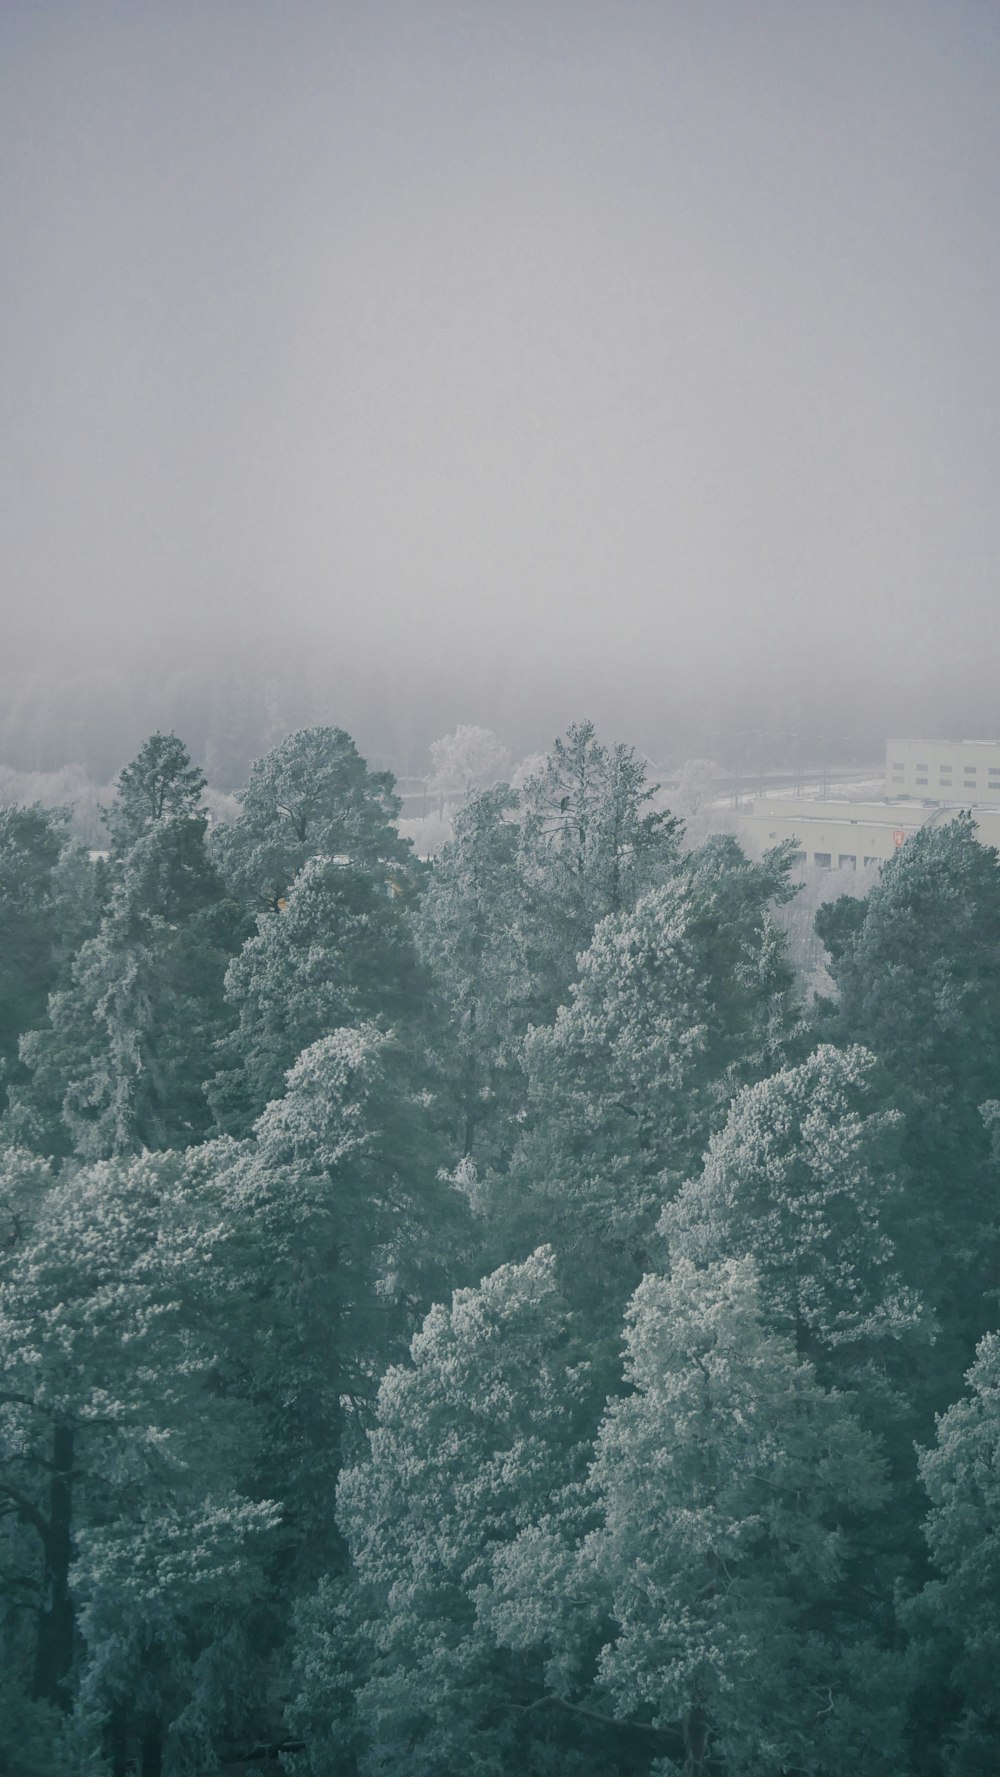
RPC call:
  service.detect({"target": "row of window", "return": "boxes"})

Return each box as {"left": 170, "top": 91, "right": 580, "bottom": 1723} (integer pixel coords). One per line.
{"left": 892, "top": 762, "right": 1000, "bottom": 779}
{"left": 792, "top": 850, "right": 881, "bottom": 870}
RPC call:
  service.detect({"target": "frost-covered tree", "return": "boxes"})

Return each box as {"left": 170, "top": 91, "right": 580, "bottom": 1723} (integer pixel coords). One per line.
{"left": 428, "top": 724, "right": 513, "bottom": 803}
{"left": 0, "top": 806, "right": 69, "bottom": 1108}
{"left": 414, "top": 786, "right": 531, "bottom": 1164}
{"left": 0, "top": 1143, "right": 275, "bottom": 1761}
{"left": 816, "top": 815, "right": 1000, "bottom": 1363}
{"left": 660, "top": 1044, "right": 933, "bottom": 1605}
{"left": 0, "top": 806, "right": 108, "bottom": 1124}
{"left": 494, "top": 835, "right": 801, "bottom": 1318}
{"left": 515, "top": 721, "right": 681, "bottom": 1017}
{"left": 293, "top": 1249, "right": 599, "bottom": 1777}
{"left": 213, "top": 727, "right": 412, "bottom": 912}
{"left": 213, "top": 1026, "right": 467, "bottom": 1590}
{"left": 416, "top": 725, "right": 683, "bottom": 1169}
{"left": 816, "top": 816, "right": 1000, "bottom": 1110}
{"left": 585, "top": 1258, "right": 901, "bottom": 1777}
{"left": 100, "top": 731, "right": 206, "bottom": 856}
{"left": 907, "top": 1332, "right": 1000, "bottom": 1776}
{"left": 72, "top": 1493, "right": 281, "bottom": 1777}
{"left": 209, "top": 855, "right": 426, "bottom": 1134}
{"left": 10, "top": 814, "right": 244, "bottom": 1158}
{"left": 661, "top": 1045, "right": 926, "bottom": 1401}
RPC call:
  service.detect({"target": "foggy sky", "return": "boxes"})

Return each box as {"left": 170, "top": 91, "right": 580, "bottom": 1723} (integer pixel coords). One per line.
{"left": 3, "top": 2, "right": 1000, "bottom": 768}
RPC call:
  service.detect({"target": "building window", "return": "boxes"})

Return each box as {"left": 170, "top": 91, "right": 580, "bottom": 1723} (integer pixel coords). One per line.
{"left": 916, "top": 777, "right": 928, "bottom": 785}
{"left": 814, "top": 851, "right": 832, "bottom": 868}
{"left": 790, "top": 850, "right": 806, "bottom": 865}
{"left": 863, "top": 855, "right": 880, "bottom": 867}
{"left": 916, "top": 763, "right": 928, "bottom": 772}
{"left": 838, "top": 854, "right": 857, "bottom": 869}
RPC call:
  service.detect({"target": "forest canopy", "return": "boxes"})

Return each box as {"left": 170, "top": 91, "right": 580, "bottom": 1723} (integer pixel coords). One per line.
{"left": 0, "top": 723, "right": 997, "bottom": 1777}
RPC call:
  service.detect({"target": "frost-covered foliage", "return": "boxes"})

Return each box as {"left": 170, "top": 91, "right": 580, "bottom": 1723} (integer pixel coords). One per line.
{"left": 492, "top": 834, "right": 802, "bottom": 1320}
{"left": 100, "top": 731, "right": 207, "bottom": 855}
{"left": 0, "top": 1142, "right": 278, "bottom": 1766}
{"left": 8, "top": 812, "right": 243, "bottom": 1158}
{"left": 209, "top": 855, "right": 426, "bottom": 1131}
{"left": 816, "top": 814, "right": 1000, "bottom": 1388}
{"left": 585, "top": 1258, "right": 901, "bottom": 1777}
{"left": 428, "top": 724, "right": 513, "bottom": 802}
{"left": 210, "top": 1024, "right": 467, "bottom": 1585}
{"left": 662, "top": 1045, "right": 925, "bottom": 1381}
{"left": 294, "top": 1250, "right": 598, "bottom": 1777}
{"left": 211, "top": 726, "right": 413, "bottom": 912}
{"left": 1, "top": 720, "right": 999, "bottom": 1775}
{"left": 907, "top": 1335, "right": 1000, "bottom": 1775}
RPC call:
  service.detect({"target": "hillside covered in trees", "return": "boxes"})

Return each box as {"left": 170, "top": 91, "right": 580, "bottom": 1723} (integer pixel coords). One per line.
{"left": 1, "top": 722, "right": 998, "bottom": 1777}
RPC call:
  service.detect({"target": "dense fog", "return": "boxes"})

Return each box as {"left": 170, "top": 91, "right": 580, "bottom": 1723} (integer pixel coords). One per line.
{"left": 4, "top": 2, "right": 1000, "bottom": 771}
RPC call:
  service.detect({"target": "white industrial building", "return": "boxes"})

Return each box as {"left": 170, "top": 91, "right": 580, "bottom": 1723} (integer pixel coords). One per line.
{"left": 737, "top": 739, "right": 1000, "bottom": 870}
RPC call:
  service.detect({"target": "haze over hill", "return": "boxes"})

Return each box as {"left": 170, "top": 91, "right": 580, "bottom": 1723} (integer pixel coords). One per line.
{"left": 3, "top": 2, "right": 1000, "bottom": 772}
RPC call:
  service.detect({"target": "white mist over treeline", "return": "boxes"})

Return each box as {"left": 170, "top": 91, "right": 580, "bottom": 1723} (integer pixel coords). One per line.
{"left": 3, "top": 3, "right": 1000, "bottom": 768}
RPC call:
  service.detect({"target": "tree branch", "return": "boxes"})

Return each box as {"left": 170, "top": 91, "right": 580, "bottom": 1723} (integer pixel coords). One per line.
{"left": 511, "top": 1693, "right": 682, "bottom": 1746}
{"left": 0, "top": 1480, "right": 51, "bottom": 1550}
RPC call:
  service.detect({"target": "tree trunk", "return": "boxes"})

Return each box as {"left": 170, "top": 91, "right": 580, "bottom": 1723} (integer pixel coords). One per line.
{"left": 31, "top": 1420, "right": 74, "bottom": 1706}
{"left": 684, "top": 1699, "right": 711, "bottom": 1777}
{"left": 107, "top": 1704, "right": 129, "bottom": 1777}
{"left": 141, "top": 1716, "right": 163, "bottom": 1777}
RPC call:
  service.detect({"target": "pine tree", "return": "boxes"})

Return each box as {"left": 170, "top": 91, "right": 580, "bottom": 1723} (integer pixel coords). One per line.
{"left": 209, "top": 855, "right": 426, "bottom": 1135}
{"left": 293, "top": 1249, "right": 598, "bottom": 1777}
{"left": 414, "top": 786, "right": 531, "bottom": 1166}
{"left": 0, "top": 806, "right": 105, "bottom": 1120}
{"left": 212, "top": 727, "right": 413, "bottom": 913}
{"left": 0, "top": 1142, "right": 276, "bottom": 1760}
{"left": 100, "top": 731, "right": 207, "bottom": 855}
{"left": 908, "top": 1332, "right": 1000, "bottom": 1776}
{"left": 492, "top": 834, "right": 801, "bottom": 1320}
{"left": 816, "top": 815, "right": 1000, "bottom": 1385}
{"left": 11, "top": 814, "right": 245, "bottom": 1159}
{"left": 585, "top": 1258, "right": 901, "bottom": 1777}
{"left": 661, "top": 1044, "right": 926, "bottom": 1407}
{"left": 211, "top": 1025, "right": 468, "bottom": 1591}
{"left": 515, "top": 721, "right": 681, "bottom": 1022}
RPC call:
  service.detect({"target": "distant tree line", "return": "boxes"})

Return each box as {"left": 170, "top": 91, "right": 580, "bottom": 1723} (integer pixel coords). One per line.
{"left": 0, "top": 719, "right": 998, "bottom": 1776}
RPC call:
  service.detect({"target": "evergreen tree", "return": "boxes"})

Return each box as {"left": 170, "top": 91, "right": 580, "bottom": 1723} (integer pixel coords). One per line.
{"left": 0, "top": 1142, "right": 276, "bottom": 1765}
{"left": 515, "top": 721, "right": 682, "bottom": 1023}
{"left": 413, "top": 786, "right": 531, "bottom": 1166}
{"left": 212, "top": 727, "right": 413, "bottom": 913}
{"left": 0, "top": 806, "right": 104, "bottom": 1119}
{"left": 294, "top": 1250, "right": 600, "bottom": 1777}
{"left": 908, "top": 1332, "right": 1000, "bottom": 1776}
{"left": 10, "top": 814, "right": 245, "bottom": 1159}
{"left": 816, "top": 815, "right": 1000, "bottom": 1380}
{"left": 416, "top": 724, "right": 682, "bottom": 1169}
{"left": 212, "top": 1026, "right": 468, "bottom": 1592}
{"left": 661, "top": 1044, "right": 926, "bottom": 1408}
{"left": 100, "top": 731, "right": 207, "bottom": 855}
{"left": 584, "top": 1258, "right": 901, "bottom": 1777}
{"left": 493, "top": 834, "right": 801, "bottom": 1320}
{"left": 661, "top": 1044, "right": 933, "bottom": 1625}
{"left": 209, "top": 855, "right": 426, "bottom": 1135}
